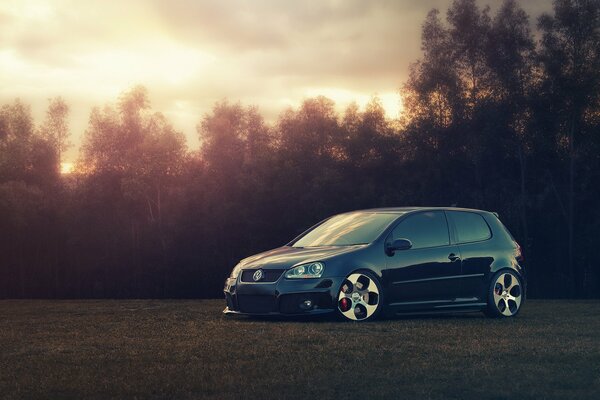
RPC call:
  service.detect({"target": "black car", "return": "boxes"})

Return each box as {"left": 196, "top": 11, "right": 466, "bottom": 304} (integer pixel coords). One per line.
{"left": 223, "top": 207, "right": 525, "bottom": 321}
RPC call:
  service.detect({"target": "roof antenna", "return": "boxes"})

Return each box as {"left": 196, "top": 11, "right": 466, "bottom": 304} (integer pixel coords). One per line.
{"left": 450, "top": 203, "right": 458, "bottom": 207}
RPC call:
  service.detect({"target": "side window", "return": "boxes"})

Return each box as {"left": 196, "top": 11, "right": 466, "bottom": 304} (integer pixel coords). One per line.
{"left": 447, "top": 211, "right": 491, "bottom": 243}
{"left": 391, "top": 211, "right": 450, "bottom": 249}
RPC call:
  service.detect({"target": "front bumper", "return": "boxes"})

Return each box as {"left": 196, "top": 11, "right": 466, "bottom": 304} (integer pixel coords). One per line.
{"left": 223, "top": 274, "right": 345, "bottom": 316}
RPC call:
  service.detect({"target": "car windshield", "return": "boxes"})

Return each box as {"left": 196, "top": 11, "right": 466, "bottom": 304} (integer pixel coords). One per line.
{"left": 292, "top": 212, "right": 402, "bottom": 247}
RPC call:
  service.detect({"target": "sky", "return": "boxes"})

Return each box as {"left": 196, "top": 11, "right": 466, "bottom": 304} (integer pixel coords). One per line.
{"left": 0, "top": 0, "right": 553, "bottom": 164}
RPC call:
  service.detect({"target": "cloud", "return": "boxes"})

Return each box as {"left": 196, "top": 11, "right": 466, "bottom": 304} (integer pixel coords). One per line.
{"left": 0, "top": 0, "right": 553, "bottom": 162}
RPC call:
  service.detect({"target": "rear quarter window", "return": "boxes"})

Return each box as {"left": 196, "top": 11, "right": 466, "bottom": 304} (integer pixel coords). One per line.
{"left": 391, "top": 211, "right": 450, "bottom": 249}
{"left": 447, "top": 211, "right": 491, "bottom": 243}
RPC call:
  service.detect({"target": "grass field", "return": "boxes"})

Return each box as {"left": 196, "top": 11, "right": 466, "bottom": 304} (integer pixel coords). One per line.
{"left": 1, "top": 300, "right": 599, "bottom": 400}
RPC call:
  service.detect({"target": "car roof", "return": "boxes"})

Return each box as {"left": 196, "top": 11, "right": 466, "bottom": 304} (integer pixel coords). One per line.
{"left": 347, "top": 206, "right": 492, "bottom": 215}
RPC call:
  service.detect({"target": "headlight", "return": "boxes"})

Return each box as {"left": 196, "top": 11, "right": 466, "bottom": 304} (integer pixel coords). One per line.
{"left": 230, "top": 263, "right": 242, "bottom": 279}
{"left": 285, "top": 262, "right": 325, "bottom": 279}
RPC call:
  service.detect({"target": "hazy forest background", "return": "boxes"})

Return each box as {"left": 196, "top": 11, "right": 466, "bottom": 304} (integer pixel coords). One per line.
{"left": 1, "top": 0, "right": 599, "bottom": 299}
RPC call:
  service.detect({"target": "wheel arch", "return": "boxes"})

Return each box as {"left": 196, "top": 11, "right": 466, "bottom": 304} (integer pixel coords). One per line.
{"left": 336, "top": 267, "right": 382, "bottom": 292}
{"left": 490, "top": 257, "right": 526, "bottom": 285}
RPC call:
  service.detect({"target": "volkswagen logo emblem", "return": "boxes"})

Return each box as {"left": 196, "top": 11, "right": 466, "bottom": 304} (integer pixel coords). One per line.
{"left": 252, "top": 269, "right": 264, "bottom": 282}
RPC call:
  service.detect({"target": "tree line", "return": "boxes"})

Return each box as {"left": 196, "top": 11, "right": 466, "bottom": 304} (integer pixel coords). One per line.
{"left": 1, "top": 0, "right": 599, "bottom": 299}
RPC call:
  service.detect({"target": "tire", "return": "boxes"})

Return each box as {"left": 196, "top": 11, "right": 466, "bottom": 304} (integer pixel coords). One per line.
{"left": 336, "top": 271, "right": 384, "bottom": 321}
{"left": 485, "top": 269, "right": 524, "bottom": 318}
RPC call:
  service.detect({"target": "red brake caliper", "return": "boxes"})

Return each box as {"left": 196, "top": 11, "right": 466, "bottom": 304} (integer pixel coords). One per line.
{"left": 339, "top": 297, "right": 351, "bottom": 312}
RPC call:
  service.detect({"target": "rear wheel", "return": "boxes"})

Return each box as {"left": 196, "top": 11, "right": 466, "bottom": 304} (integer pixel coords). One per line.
{"left": 337, "top": 272, "right": 383, "bottom": 321}
{"left": 485, "top": 270, "right": 523, "bottom": 318}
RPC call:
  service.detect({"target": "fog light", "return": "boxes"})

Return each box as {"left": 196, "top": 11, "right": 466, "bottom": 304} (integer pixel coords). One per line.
{"left": 300, "top": 299, "right": 313, "bottom": 310}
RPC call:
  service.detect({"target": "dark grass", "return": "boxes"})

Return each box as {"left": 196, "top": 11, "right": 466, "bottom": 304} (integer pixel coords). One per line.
{"left": 1, "top": 300, "right": 599, "bottom": 400}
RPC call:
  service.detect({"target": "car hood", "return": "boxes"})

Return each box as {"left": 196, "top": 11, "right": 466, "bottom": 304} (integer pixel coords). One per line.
{"left": 239, "top": 245, "right": 366, "bottom": 270}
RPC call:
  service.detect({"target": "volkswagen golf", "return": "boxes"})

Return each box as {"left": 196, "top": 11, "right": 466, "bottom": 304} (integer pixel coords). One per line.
{"left": 223, "top": 207, "right": 526, "bottom": 321}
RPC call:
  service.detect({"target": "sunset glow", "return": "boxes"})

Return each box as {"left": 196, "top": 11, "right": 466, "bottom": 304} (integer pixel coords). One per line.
{"left": 303, "top": 88, "right": 403, "bottom": 118}
{"left": 60, "top": 162, "right": 74, "bottom": 175}
{"left": 2, "top": 0, "right": 596, "bottom": 396}
{"left": 0, "top": 0, "right": 552, "bottom": 164}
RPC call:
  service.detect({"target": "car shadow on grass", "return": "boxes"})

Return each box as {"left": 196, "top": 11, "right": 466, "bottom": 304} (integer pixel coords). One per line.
{"left": 223, "top": 310, "right": 491, "bottom": 324}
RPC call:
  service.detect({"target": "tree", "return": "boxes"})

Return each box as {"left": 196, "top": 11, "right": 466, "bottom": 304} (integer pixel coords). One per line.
{"left": 78, "top": 86, "right": 187, "bottom": 296}
{"left": 0, "top": 100, "right": 35, "bottom": 182}
{"left": 447, "top": 0, "right": 493, "bottom": 111}
{"left": 39, "top": 97, "right": 70, "bottom": 168}
{"left": 403, "top": 9, "right": 460, "bottom": 128}
{"left": 278, "top": 96, "right": 341, "bottom": 161}
{"left": 486, "top": 0, "right": 536, "bottom": 249}
{"left": 538, "top": 0, "right": 600, "bottom": 290}
{"left": 198, "top": 100, "right": 246, "bottom": 177}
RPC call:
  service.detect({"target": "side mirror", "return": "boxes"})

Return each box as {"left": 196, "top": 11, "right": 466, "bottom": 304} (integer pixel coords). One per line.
{"left": 386, "top": 238, "right": 413, "bottom": 255}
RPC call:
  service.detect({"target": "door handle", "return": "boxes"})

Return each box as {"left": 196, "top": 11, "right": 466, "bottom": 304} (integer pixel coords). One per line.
{"left": 448, "top": 253, "right": 460, "bottom": 262}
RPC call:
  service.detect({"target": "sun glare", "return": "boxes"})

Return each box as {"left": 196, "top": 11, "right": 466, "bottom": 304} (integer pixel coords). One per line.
{"left": 72, "top": 41, "right": 216, "bottom": 90}
{"left": 1, "top": 1, "right": 54, "bottom": 21}
{"left": 60, "top": 162, "right": 74, "bottom": 175}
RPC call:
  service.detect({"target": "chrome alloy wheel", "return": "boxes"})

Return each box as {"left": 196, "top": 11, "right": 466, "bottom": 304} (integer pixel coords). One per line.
{"left": 493, "top": 272, "right": 522, "bottom": 317}
{"left": 337, "top": 273, "right": 380, "bottom": 321}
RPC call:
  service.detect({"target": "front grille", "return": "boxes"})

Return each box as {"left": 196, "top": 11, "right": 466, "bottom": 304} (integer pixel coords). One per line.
{"left": 238, "top": 295, "right": 277, "bottom": 313}
{"left": 241, "top": 269, "right": 285, "bottom": 283}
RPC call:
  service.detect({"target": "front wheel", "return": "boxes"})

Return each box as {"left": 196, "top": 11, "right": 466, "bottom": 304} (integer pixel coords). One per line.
{"left": 485, "top": 270, "right": 524, "bottom": 318}
{"left": 337, "top": 272, "right": 383, "bottom": 321}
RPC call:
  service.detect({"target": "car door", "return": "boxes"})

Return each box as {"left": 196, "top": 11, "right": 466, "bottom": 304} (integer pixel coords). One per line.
{"left": 384, "top": 211, "right": 462, "bottom": 309}
{"left": 446, "top": 211, "right": 494, "bottom": 302}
